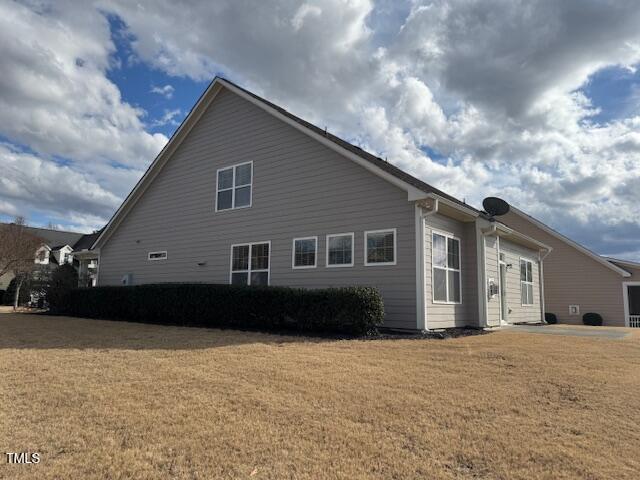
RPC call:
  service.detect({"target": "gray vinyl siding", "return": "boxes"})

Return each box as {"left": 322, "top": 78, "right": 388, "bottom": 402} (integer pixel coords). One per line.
{"left": 500, "top": 211, "right": 638, "bottom": 327}
{"left": 98, "top": 87, "right": 417, "bottom": 329}
{"left": 498, "top": 238, "right": 541, "bottom": 324}
{"left": 423, "top": 213, "right": 477, "bottom": 328}
{"left": 484, "top": 235, "right": 501, "bottom": 326}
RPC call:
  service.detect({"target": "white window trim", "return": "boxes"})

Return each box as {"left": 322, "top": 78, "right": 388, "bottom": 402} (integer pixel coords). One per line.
{"left": 520, "top": 256, "right": 535, "bottom": 306}
{"left": 622, "top": 282, "right": 640, "bottom": 327}
{"left": 148, "top": 251, "right": 168, "bottom": 261}
{"left": 292, "top": 236, "right": 318, "bottom": 269}
{"left": 364, "top": 228, "right": 397, "bottom": 266}
{"left": 326, "top": 232, "right": 355, "bottom": 268}
{"left": 215, "top": 161, "right": 253, "bottom": 212}
{"left": 229, "top": 241, "right": 271, "bottom": 285}
{"left": 431, "top": 230, "right": 462, "bottom": 305}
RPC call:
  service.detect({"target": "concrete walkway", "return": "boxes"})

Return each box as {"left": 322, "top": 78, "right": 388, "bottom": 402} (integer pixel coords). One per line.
{"left": 499, "top": 324, "right": 632, "bottom": 339}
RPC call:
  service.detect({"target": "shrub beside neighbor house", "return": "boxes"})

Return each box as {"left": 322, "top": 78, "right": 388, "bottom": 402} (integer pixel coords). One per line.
{"left": 583, "top": 312, "right": 604, "bottom": 326}
{"left": 545, "top": 312, "right": 558, "bottom": 324}
{"left": 50, "top": 284, "right": 385, "bottom": 336}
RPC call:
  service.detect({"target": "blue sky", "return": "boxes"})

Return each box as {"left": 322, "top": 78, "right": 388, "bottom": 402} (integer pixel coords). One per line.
{"left": 0, "top": 1, "right": 639, "bottom": 260}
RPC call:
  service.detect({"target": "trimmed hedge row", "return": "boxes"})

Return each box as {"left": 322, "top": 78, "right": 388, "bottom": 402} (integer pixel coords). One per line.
{"left": 51, "top": 284, "right": 385, "bottom": 335}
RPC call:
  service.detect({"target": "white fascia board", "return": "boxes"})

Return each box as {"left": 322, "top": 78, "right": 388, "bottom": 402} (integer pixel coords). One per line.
{"left": 510, "top": 207, "right": 631, "bottom": 277}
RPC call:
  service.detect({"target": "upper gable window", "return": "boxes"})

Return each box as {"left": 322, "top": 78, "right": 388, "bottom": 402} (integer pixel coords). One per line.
{"left": 216, "top": 161, "right": 253, "bottom": 211}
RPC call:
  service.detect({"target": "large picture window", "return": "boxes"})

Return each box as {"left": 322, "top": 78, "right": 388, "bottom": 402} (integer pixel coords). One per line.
{"left": 432, "top": 232, "right": 461, "bottom": 303}
{"left": 231, "top": 242, "right": 270, "bottom": 286}
{"left": 326, "top": 233, "right": 354, "bottom": 267}
{"left": 520, "top": 258, "right": 534, "bottom": 305}
{"left": 365, "top": 229, "right": 396, "bottom": 266}
{"left": 292, "top": 237, "right": 317, "bottom": 269}
{"left": 216, "top": 161, "right": 253, "bottom": 211}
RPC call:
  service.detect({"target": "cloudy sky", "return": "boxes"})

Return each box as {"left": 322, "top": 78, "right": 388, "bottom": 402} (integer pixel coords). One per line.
{"left": 1, "top": 0, "right": 639, "bottom": 260}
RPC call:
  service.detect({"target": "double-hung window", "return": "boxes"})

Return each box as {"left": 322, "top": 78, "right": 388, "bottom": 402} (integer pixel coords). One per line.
{"left": 292, "top": 237, "right": 317, "bottom": 269}
{"left": 432, "top": 232, "right": 461, "bottom": 303}
{"left": 326, "top": 233, "right": 354, "bottom": 267}
{"left": 520, "top": 258, "right": 534, "bottom": 305}
{"left": 365, "top": 229, "right": 396, "bottom": 266}
{"left": 216, "top": 161, "right": 252, "bottom": 211}
{"left": 231, "top": 242, "right": 270, "bottom": 286}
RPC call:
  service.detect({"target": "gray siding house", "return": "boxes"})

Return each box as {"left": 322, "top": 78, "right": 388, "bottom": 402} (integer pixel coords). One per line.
{"left": 501, "top": 208, "right": 640, "bottom": 327}
{"left": 92, "top": 78, "right": 549, "bottom": 330}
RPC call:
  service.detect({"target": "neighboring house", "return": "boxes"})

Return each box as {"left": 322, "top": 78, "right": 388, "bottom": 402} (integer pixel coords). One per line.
{"left": 0, "top": 224, "right": 83, "bottom": 291}
{"left": 0, "top": 223, "right": 101, "bottom": 293}
{"left": 501, "top": 208, "right": 640, "bottom": 327}
{"left": 91, "top": 77, "right": 550, "bottom": 330}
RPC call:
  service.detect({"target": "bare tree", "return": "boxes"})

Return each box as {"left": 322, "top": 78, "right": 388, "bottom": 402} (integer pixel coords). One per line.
{"left": 0, "top": 219, "right": 44, "bottom": 309}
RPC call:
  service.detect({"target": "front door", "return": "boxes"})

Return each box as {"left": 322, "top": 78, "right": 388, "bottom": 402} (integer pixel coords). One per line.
{"left": 499, "top": 260, "right": 508, "bottom": 323}
{"left": 625, "top": 284, "right": 640, "bottom": 327}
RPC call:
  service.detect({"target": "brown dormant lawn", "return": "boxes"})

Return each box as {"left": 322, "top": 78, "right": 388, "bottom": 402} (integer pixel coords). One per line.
{"left": 1, "top": 314, "right": 639, "bottom": 479}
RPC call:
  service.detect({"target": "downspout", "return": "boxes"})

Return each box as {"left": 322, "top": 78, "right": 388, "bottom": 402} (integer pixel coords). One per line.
{"left": 417, "top": 198, "right": 439, "bottom": 331}
{"left": 538, "top": 248, "right": 553, "bottom": 323}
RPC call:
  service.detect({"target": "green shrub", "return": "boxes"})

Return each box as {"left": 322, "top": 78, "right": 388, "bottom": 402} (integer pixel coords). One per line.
{"left": 583, "top": 312, "right": 603, "bottom": 326}
{"left": 0, "top": 289, "right": 4, "bottom": 304}
{"left": 545, "top": 312, "right": 558, "bottom": 324}
{"left": 51, "top": 284, "right": 384, "bottom": 336}
{"left": 46, "top": 264, "right": 78, "bottom": 310}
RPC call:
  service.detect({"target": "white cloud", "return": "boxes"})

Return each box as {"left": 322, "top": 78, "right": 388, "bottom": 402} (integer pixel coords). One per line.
{"left": 150, "top": 84, "right": 174, "bottom": 99}
{"left": 149, "top": 108, "right": 182, "bottom": 128}
{"left": 1, "top": 0, "right": 639, "bottom": 259}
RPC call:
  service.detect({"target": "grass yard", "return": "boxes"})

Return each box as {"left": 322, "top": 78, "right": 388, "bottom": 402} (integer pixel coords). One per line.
{"left": 1, "top": 314, "right": 639, "bottom": 479}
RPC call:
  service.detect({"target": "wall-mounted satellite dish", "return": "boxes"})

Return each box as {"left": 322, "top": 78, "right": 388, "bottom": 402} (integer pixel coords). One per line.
{"left": 482, "top": 197, "right": 510, "bottom": 218}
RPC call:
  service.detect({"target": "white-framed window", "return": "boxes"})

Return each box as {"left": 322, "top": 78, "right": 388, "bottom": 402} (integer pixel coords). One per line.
{"left": 520, "top": 258, "right": 534, "bottom": 305}
{"left": 432, "top": 231, "right": 461, "bottom": 304}
{"left": 326, "top": 233, "right": 354, "bottom": 267}
{"left": 230, "top": 241, "right": 270, "bottom": 286}
{"left": 216, "top": 161, "right": 253, "bottom": 211}
{"left": 292, "top": 237, "right": 317, "bottom": 269}
{"left": 148, "top": 251, "right": 167, "bottom": 261}
{"left": 365, "top": 229, "right": 396, "bottom": 266}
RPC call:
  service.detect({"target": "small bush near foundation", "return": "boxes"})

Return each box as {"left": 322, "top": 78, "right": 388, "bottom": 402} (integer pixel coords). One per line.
{"left": 583, "top": 312, "right": 603, "bottom": 326}
{"left": 545, "top": 312, "right": 558, "bottom": 324}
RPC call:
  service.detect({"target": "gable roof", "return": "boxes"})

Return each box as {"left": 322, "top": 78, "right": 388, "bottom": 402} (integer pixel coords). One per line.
{"left": 93, "top": 77, "right": 478, "bottom": 249}
{"left": 604, "top": 257, "right": 640, "bottom": 272}
{"left": 0, "top": 222, "right": 83, "bottom": 248}
{"left": 509, "top": 207, "right": 631, "bottom": 277}
{"left": 72, "top": 230, "right": 102, "bottom": 251}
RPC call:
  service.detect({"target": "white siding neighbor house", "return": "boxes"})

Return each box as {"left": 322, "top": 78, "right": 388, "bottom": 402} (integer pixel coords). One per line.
{"left": 91, "top": 78, "right": 550, "bottom": 330}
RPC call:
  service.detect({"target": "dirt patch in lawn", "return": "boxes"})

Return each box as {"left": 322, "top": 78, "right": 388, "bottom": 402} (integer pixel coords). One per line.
{"left": 1, "top": 314, "right": 639, "bottom": 479}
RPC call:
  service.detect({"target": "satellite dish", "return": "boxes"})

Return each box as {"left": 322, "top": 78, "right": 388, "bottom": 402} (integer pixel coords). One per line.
{"left": 483, "top": 197, "right": 510, "bottom": 217}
